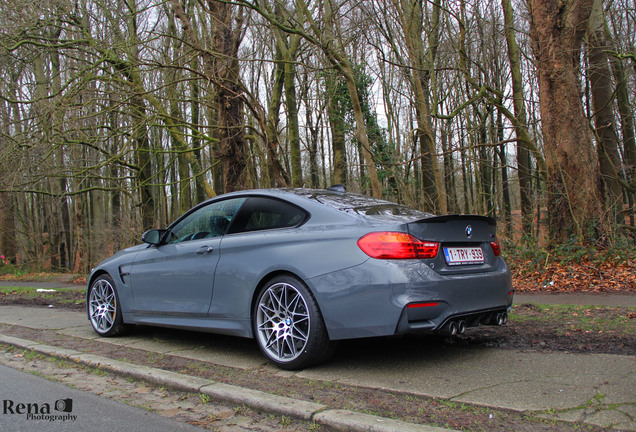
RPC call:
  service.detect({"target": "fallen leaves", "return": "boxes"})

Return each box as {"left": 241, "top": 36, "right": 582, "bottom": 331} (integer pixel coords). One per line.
{"left": 512, "top": 259, "right": 635, "bottom": 293}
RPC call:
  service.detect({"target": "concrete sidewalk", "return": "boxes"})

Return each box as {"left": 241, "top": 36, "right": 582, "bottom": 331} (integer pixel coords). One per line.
{"left": 0, "top": 304, "right": 634, "bottom": 431}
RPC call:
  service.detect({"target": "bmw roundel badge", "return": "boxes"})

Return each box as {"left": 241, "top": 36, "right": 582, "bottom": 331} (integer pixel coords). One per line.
{"left": 465, "top": 225, "right": 472, "bottom": 237}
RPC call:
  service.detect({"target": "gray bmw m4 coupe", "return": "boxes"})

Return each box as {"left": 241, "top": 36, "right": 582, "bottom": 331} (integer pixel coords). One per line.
{"left": 87, "top": 187, "right": 513, "bottom": 369}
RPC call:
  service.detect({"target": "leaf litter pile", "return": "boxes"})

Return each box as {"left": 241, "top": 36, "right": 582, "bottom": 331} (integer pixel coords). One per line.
{"left": 511, "top": 258, "right": 634, "bottom": 293}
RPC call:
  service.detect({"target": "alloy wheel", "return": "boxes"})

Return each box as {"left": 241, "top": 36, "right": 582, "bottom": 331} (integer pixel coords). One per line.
{"left": 256, "top": 282, "right": 310, "bottom": 363}
{"left": 89, "top": 278, "right": 117, "bottom": 334}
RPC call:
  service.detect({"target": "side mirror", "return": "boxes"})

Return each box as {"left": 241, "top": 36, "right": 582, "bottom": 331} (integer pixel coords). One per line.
{"left": 141, "top": 229, "right": 165, "bottom": 245}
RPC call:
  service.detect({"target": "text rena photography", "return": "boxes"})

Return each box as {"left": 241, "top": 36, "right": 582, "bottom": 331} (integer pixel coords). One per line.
{"left": 2, "top": 398, "right": 77, "bottom": 422}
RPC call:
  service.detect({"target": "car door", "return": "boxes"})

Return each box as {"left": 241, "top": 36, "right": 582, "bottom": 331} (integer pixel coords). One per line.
{"left": 129, "top": 197, "right": 246, "bottom": 316}
{"left": 209, "top": 196, "right": 309, "bottom": 320}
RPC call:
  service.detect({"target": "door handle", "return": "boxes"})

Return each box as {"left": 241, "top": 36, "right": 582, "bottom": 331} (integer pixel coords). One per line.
{"left": 195, "top": 246, "right": 214, "bottom": 255}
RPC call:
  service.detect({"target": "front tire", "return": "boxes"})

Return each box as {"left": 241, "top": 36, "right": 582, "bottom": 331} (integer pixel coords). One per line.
{"left": 87, "top": 274, "right": 131, "bottom": 337}
{"left": 254, "top": 275, "right": 333, "bottom": 370}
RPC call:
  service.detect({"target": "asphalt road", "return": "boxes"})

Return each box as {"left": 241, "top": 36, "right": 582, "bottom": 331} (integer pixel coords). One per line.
{"left": 0, "top": 363, "right": 206, "bottom": 432}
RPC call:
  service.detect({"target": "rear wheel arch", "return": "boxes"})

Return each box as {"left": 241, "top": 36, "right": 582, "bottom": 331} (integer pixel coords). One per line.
{"left": 250, "top": 270, "right": 318, "bottom": 325}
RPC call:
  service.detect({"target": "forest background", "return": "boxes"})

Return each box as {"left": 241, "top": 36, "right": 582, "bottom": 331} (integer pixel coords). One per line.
{"left": 0, "top": 0, "right": 633, "bottom": 279}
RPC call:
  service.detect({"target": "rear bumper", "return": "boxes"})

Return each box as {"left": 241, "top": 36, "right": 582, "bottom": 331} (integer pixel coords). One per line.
{"left": 396, "top": 304, "right": 512, "bottom": 335}
{"left": 308, "top": 257, "right": 513, "bottom": 340}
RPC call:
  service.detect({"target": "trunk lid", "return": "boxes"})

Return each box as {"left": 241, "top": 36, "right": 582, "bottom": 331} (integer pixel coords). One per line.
{"left": 407, "top": 215, "right": 500, "bottom": 274}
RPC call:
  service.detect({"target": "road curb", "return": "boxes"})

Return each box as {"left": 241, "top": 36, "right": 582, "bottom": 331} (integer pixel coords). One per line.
{"left": 0, "top": 333, "right": 457, "bottom": 432}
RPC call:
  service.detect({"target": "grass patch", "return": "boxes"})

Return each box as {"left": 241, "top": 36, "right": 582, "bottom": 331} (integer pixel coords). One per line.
{"left": 23, "top": 349, "right": 45, "bottom": 361}
{"left": 0, "top": 286, "right": 78, "bottom": 295}
{"left": 0, "top": 268, "right": 84, "bottom": 282}
{"left": 0, "top": 285, "right": 85, "bottom": 308}
{"left": 510, "top": 304, "right": 636, "bottom": 336}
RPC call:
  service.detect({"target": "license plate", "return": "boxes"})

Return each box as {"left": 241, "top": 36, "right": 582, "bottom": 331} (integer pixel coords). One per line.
{"left": 443, "top": 247, "right": 484, "bottom": 265}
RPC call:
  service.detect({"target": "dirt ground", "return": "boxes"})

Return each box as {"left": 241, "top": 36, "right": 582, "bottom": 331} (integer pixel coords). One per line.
{"left": 0, "top": 289, "right": 85, "bottom": 310}
{"left": 462, "top": 303, "right": 635, "bottom": 356}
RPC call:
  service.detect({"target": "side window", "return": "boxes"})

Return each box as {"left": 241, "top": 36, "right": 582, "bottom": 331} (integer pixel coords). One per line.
{"left": 228, "top": 197, "right": 307, "bottom": 234}
{"left": 166, "top": 197, "right": 247, "bottom": 244}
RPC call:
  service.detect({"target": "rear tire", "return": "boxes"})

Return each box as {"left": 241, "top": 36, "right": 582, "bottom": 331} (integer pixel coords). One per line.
{"left": 87, "top": 274, "right": 131, "bottom": 337}
{"left": 254, "top": 275, "right": 333, "bottom": 370}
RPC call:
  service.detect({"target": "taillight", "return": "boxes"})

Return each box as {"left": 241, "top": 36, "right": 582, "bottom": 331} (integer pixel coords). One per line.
{"left": 490, "top": 239, "right": 501, "bottom": 256}
{"left": 357, "top": 232, "right": 439, "bottom": 259}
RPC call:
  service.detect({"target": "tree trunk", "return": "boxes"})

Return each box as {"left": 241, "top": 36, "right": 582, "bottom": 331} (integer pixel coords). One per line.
{"left": 208, "top": 1, "right": 246, "bottom": 193}
{"left": 326, "top": 73, "right": 348, "bottom": 186}
{"left": 501, "top": 0, "right": 534, "bottom": 237}
{"left": 166, "top": 13, "right": 192, "bottom": 214}
{"left": 497, "top": 110, "right": 512, "bottom": 237}
{"left": 343, "top": 68, "right": 382, "bottom": 196}
{"left": 130, "top": 94, "right": 155, "bottom": 230}
{"left": 0, "top": 193, "right": 17, "bottom": 264}
{"left": 190, "top": 65, "right": 207, "bottom": 205}
{"left": 282, "top": 41, "right": 302, "bottom": 187}
{"left": 587, "top": 0, "right": 623, "bottom": 221}
{"left": 529, "top": 0, "right": 603, "bottom": 243}
{"left": 441, "top": 120, "right": 458, "bottom": 213}
{"left": 302, "top": 75, "right": 321, "bottom": 188}
{"left": 605, "top": 21, "right": 636, "bottom": 226}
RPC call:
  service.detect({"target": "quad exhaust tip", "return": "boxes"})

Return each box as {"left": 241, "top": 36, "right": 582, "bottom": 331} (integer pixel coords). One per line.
{"left": 445, "top": 319, "right": 466, "bottom": 336}
{"left": 457, "top": 320, "right": 466, "bottom": 334}
{"left": 495, "top": 312, "right": 508, "bottom": 326}
{"left": 448, "top": 321, "right": 458, "bottom": 336}
{"left": 443, "top": 313, "right": 506, "bottom": 335}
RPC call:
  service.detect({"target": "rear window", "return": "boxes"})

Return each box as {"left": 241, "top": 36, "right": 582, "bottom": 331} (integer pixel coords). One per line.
{"left": 355, "top": 204, "right": 428, "bottom": 218}
{"left": 300, "top": 190, "right": 431, "bottom": 220}
{"left": 228, "top": 197, "right": 307, "bottom": 234}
